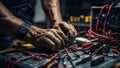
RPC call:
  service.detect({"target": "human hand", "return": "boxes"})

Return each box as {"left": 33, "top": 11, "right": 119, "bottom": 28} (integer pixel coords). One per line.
{"left": 53, "top": 21, "right": 77, "bottom": 42}
{"left": 24, "top": 25, "right": 67, "bottom": 51}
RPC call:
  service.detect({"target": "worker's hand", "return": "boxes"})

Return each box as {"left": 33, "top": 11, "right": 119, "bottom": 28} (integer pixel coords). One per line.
{"left": 53, "top": 21, "right": 77, "bottom": 42}
{"left": 24, "top": 25, "right": 67, "bottom": 51}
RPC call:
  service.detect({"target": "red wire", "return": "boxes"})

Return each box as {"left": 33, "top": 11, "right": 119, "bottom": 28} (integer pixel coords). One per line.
{"left": 87, "top": 30, "right": 119, "bottom": 42}
{"left": 103, "top": 20, "right": 107, "bottom": 33}
{"left": 96, "top": 4, "right": 110, "bottom": 33}
{"left": 111, "top": 32, "right": 120, "bottom": 35}
{"left": 10, "top": 56, "right": 32, "bottom": 68}
{"left": 85, "top": 45, "right": 92, "bottom": 50}
{"left": 88, "top": 30, "right": 96, "bottom": 38}
{"left": 39, "top": 53, "right": 50, "bottom": 58}
{"left": 42, "top": 54, "right": 58, "bottom": 66}
{"left": 9, "top": 52, "right": 45, "bottom": 68}
{"left": 88, "top": 30, "right": 113, "bottom": 40}
{"left": 103, "top": 4, "right": 113, "bottom": 32}
{"left": 94, "top": 3, "right": 120, "bottom": 43}
{"left": 64, "top": 48, "right": 71, "bottom": 59}
{"left": 92, "top": 50, "right": 98, "bottom": 55}
{"left": 100, "top": 4, "right": 110, "bottom": 15}
{"left": 57, "top": 61, "right": 61, "bottom": 68}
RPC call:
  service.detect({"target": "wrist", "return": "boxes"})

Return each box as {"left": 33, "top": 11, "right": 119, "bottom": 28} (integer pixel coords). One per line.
{"left": 53, "top": 20, "right": 63, "bottom": 26}
{"left": 24, "top": 25, "right": 37, "bottom": 42}
{"left": 24, "top": 25, "right": 44, "bottom": 43}
{"left": 17, "top": 21, "right": 32, "bottom": 40}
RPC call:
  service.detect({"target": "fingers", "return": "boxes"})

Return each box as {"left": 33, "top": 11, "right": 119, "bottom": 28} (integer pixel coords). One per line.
{"left": 47, "top": 29, "right": 67, "bottom": 49}
{"left": 69, "top": 24, "right": 77, "bottom": 36}
{"left": 52, "top": 29, "right": 66, "bottom": 48}
{"left": 29, "top": 24, "right": 76, "bottom": 51}
{"left": 46, "top": 31, "right": 61, "bottom": 50}
{"left": 53, "top": 25, "right": 61, "bottom": 31}
{"left": 59, "top": 22, "right": 70, "bottom": 33}
{"left": 41, "top": 37, "right": 56, "bottom": 51}
{"left": 57, "top": 30, "right": 67, "bottom": 41}
{"left": 69, "top": 24, "right": 77, "bottom": 41}
{"left": 59, "top": 22, "right": 77, "bottom": 41}
{"left": 27, "top": 26, "right": 67, "bottom": 51}
{"left": 36, "top": 29, "right": 66, "bottom": 51}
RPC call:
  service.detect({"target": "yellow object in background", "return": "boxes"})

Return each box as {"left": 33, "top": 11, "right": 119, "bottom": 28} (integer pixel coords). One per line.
{"left": 69, "top": 15, "right": 91, "bottom": 23}
{"left": 73, "top": 16, "right": 77, "bottom": 23}
{"left": 80, "top": 15, "right": 84, "bottom": 19}
{"left": 70, "top": 16, "right": 73, "bottom": 23}
{"left": 77, "top": 17, "right": 80, "bottom": 22}
{"left": 85, "top": 16, "right": 89, "bottom": 23}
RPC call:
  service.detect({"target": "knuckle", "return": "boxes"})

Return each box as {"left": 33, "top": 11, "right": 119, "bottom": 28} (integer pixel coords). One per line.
{"left": 50, "top": 43, "right": 56, "bottom": 51}
{"left": 57, "top": 40, "right": 61, "bottom": 44}
{"left": 51, "top": 29, "right": 57, "bottom": 33}
{"left": 51, "top": 42, "right": 55, "bottom": 47}
{"left": 51, "top": 29, "right": 55, "bottom": 31}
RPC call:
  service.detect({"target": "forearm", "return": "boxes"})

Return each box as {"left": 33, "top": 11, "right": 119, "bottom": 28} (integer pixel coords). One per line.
{"left": 0, "top": 2, "right": 24, "bottom": 38}
{"left": 42, "top": 0, "right": 62, "bottom": 25}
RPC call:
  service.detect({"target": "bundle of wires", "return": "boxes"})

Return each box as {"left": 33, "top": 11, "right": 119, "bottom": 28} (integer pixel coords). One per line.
{"left": 87, "top": 2, "right": 120, "bottom": 43}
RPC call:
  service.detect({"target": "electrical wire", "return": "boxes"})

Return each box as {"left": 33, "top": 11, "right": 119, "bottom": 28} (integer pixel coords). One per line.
{"left": 96, "top": 4, "right": 110, "bottom": 33}
{"left": 64, "top": 47, "right": 76, "bottom": 68}
{"left": 7, "top": 52, "right": 50, "bottom": 68}
{"left": 87, "top": 30, "right": 119, "bottom": 42}
{"left": 111, "top": 32, "right": 120, "bottom": 35}
{"left": 10, "top": 56, "right": 32, "bottom": 68}
{"left": 94, "top": 3, "right": 120, "bottom": 43}
{"left": 103, "top": 3, "right": 114, "bottom": 33}
{"left": 42, "top": 54, "right": 58, "bottom": 67}
{"left": 88, "top": 30, "right": 113, "bottom": 40}
{"left": 64, "top": 47, "right": 71, "bottom": 59}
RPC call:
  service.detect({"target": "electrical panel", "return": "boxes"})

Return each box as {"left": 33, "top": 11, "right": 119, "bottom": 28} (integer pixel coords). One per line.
{"left": 90, "top": 6, "right": 120, "bottom": 42}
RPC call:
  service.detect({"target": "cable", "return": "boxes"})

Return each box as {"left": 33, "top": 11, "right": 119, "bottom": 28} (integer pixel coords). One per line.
{"left": 86, "top": 29, "right": 120, "bottom": 43}
{"left": 111, "top": 32, "right": 120, "bottom": 35}
{"left": 88, "top": 30, "right": 113, "bottom": 40}
{"left": 94, "top": 3, "right": 120, "bottom": 43}
{"left": 64, "top": 47, "right": 76, "bottom": 68}
{"left": 8, "top": 52, "right": 46, "bottom": 68}
{"left": 103, "top": 3, "right": 114, "bottom": 33}
{"left": 96, "top": 4, "right": 110, "bottom": 33}
{"left": 64, "top": 47, "right": 71, "bottom": 59}
{"left": 10, "top": 56, "right": 32, "bottom": 68}
{"left": 42, "top": 54, "right": 58, "bottom": 67}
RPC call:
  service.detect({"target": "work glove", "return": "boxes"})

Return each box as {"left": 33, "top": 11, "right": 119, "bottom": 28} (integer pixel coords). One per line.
{"left": 53, "top": 21, "right": 77, "bottom": 42}
{"left": 25, "top": 25, "right": 67, "bottom": 51}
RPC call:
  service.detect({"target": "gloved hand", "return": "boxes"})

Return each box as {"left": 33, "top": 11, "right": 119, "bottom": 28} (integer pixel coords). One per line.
{"left": 24, "top": 25, "right": 67, "bottom": 51}
{"left": 53, "top": 21, "right": 77, "bottom": 42}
